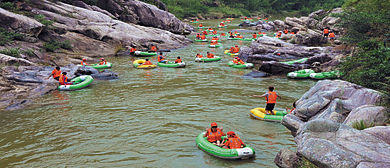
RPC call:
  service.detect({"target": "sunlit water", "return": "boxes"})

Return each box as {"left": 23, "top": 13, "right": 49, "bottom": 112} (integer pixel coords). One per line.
{"left": 0, "top": 19, "right": 317, "bottom": 167}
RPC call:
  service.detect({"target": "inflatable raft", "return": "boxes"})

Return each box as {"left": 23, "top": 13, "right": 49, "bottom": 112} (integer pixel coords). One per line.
{"left": 196, "top": 132, "right": 255, "bottom": 159}
{"left": 157, "top": 61, "right": 186, "bottom": 68}
{"left": 310, "top": 70, "right": 341, "bottom": 80}
{"left": 195, "top": 56, "right": 222, "bottom": 62}
{"left": 250, "top": 107, "right": 288, "bottom": 122}
{"left": 134, "top": 51, "right": 157, "bottom": 56}
{"left": 224, "top": 50, "right": 239, "bottom": 56}
{"left": 280, "top": 58, "right": 308, "bottom": 65}
{"left": 287, "top": 69, "right": 315, "bottom": 79}
{"left": 228, "top": 61, "right": 253, "bottom": 69}
{"left": 218, "top": 25, "right": 227, "bottom": 28}
{"left": 227, "top": 38, "right": 253, "bottom": 41}
{"left": 133, "top": 59, "right": 156, "bottom": 69}
{"left": 208, "top": 44, "right": 221, "bottom": 48}
{"left": 77, "top": 62, "right": 113, "bottom": 69}
{"left": 195, "top": 39, "right": 208, "bottom": 42}
{"left": 58, "top": 75, "right": 93, "bottom": 91}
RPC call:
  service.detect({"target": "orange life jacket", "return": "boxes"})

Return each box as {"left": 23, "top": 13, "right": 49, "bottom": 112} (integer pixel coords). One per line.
{"left": 59, "top": 74, "right": 67, "bottom": 83}
{"left": 143, "top": 61, "right": 153, "bottom": 65}
{"left": 196, "top": 54, "right": 203, "bottom": 58}
{"left": 237, "top": 35, "right": 243, "bottom": 39}
{"left": 211, "top": 41, "right": 218, "bottom": 45}
{"left": 175, "top": 58, "right": 182, "bottom": 63}
{"left": 207, "top": 53, "right": 214, "bottom": 58}
{"left": 224, "top": 137, "right": 244, "bottom": 149}
{"left": 51, "top": 69, "right": 61, "bottom": 78}
{"left": 206, "top": 128, "right": 223, "bottom": 142}
{"left": 284, "top": 29, "right": 288, "bottom": 34}
{"left": 150, "top": 46, "right": 157, "bottom": 52}
{"left": 229, "top": 47, "right": 234, "bottom": 53}
{"left": 233, "top": 59, "right": 238, "bottom": 64}
{"left": 81, "top": 61, "right": 88, "bottom": 65}
{"left": 266, "top": 91, "right": 278, "bottom": 104}
{"left": 323, "top": 29, "right": 329, "bottom": 34}
{"left": 232, "top": 47, "right": 239, "bottom": 53}
{"left": 199, "top": 24, "right": 203, "bottom": 27}
{"left": 130, "top": 47, "right": 137, "bottom": 52}
{"left": 329, "top": 33, "right": 335, "bottom": 38}
{"left": 203, "top": 31, "right": 207, "bottom": 35}
{"left": 238, "top": 60, "right": 244, "bottom": 64}
{"left": 253, "top": 34, "right": 257, "bottom": 38}
{"left": 212, "top": 37, "right": 218, "bottom": 41}
{"left": 221, "top": 33, "right": 226, "bottom": 36}
{"left": 99, "top": 61, "right": 107, "bottom": 65}
{"left": 212, "top": 30, "right": 217, "bottom": 34}
{"left": 158, "top": 55, "right": 164, "bottom": 62}
{"left": 196, "top": 34, "right": 201, "bottom": 38}
{"left": 200, "top": 35, "right": 206, "bottom": 39}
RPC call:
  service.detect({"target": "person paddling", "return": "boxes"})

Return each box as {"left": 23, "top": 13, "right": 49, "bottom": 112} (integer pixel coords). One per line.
{"left": 252, "top": 86, "right": 282, "bottom": 115}
{"left": 158, "top": 52, "right": 168, "bottom": 63}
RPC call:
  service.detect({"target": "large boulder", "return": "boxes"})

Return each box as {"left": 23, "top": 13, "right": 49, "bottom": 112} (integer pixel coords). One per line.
{"left": 274, "top": 148, "right": 300, "bottom": 168}
{"left": 363, "top": 126, "right": 390, "bottom": 144}
{"left": 294, "top": 119, "right": 390, "bottom": 168}
{"left": 0, "top": 7, "right": 43, "bottom": 37}
{"left": 343, "top": 105, "right": 387, "bottom": 127}
{"left": 284, "top": 17, "right": 307, "bottom": 31}
{"left": 97, "top": 0, "right": 192, "bottom": 35}
{"left": 0, "top": 53, "right": 36, "bottom": 66}
{"left": 294, "top": 80, "right": 382, "bottom": 122}
{"left": 295, "top": 29, "right": 328, "bottom": 46}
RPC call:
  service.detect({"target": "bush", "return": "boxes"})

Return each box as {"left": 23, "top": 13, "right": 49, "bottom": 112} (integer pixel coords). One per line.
{"left": 0, "top": 28, "right": 23, "bottom": 46}
{"left": 0, "top": 47, "right": 21, "bottom": 58}
{"left": 351, "top": 120, "right": 375, "bottom": 130}
{"left": 297, "top": 158, "right": 318, "bottom": 168}
{"left": 43, "top": 40, "right": 73, "bottom": 52}
{"left": 34, "top": 15, "right": 54, "bottom": 27}
{"left": 0, "top": 2, "right": 15, "bottom": 11}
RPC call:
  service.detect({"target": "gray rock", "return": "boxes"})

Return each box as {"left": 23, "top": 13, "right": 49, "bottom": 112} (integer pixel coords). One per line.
{"left": 309, "top": 9, "right": 326, "bottom": 19}
{"left": 363, "top": 126, "right": 390, "bottom": 145}
{"left": 259, "top": 61, "right": 301, "bottom": 75}
{"left": 344, "top": 105, "right": 387, "bottom": 127}
{"left": 0, "top": 8, "right": 44, "bottom": 37}
{"left": 0, "top": 53, "right": 36, "bottom": 66}
{"left": 295, "top": 29, "right": 327, "bottom": 46}
{"left": 274, "top": 148, "right": 300, "bottom": 168}
{"left": 282, "top": 114, "right": 303, "bottom": 137}
{"left": 242, "top": 70, "right": 270, "bottom": 78}
{"left": 356, "top": 162, "right": 390, "bottom": 168}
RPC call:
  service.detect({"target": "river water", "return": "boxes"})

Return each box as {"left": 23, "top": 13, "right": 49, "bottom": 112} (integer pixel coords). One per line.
{"left": 0, "top": 19, "right": 317, "bottom": 167}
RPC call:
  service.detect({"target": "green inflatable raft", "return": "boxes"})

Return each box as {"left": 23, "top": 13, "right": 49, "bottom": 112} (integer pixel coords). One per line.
{"left": 249, "top": 108, "right": 288, "bottom": 122}
{"left": 196, "top": 133, "right": 255, "bottom": 159}
{"left": 287, "top": 69, "right": 315, "bottom": 79}
{"left": 157, "top": 61, "right": 186, "bottom": 68}
{"left": 208, "top": 44, "right": 221, "bottom": 48}
{"left": 77, "top": 62, "right": 113, "bottom": 69}
{"left": 280, "top": 58, "right": 308, "bottom": 65}
{"left": 195, "top": 39, "right": 208, "bottom": 42}
{"left": 310, "top": 70, "right": 341, "bottom": 79}
{"left": 195, "top": 56, "right": 222, "bottom": 62}
{"left": 134, "top": 51, "right": 157, "bottom": 56}
{"left": 227, "top": 38, "right": 253, "bottom": 41}
{"left": 228, "top": 61, "right": 253, "bottom": 69}
{"left": 58, "top": 75, "right": 93, "bottom": 91}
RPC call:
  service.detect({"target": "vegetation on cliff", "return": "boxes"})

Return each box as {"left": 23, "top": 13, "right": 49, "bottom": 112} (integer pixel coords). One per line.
{"left": 338, "top": 0, "right": 390, "bottom": 107}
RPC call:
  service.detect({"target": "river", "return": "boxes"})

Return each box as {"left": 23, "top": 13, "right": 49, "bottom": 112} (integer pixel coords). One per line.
{"left": 0, "top": 19, "right": 317, "bottom": 167}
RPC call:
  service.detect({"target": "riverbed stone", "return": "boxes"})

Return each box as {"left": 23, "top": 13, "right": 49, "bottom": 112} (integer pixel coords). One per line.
{"left": 363, "top": 126, "right": 390, "bottom": 144}
{"left": 281, "top": 114, "right": 303, "bottom": 137}
{"left": 274, "top": 148, "right": 300, "bottom": 168}
{"left": 343, "top": 105, "right": 387, "bottom": 127}
{"left": 242, "top": 70, "right": 270, "bottom": 78}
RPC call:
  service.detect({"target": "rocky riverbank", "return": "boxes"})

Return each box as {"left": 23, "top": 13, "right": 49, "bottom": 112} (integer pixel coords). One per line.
{"left": 0, "top": 0, "right": 193, "bottom": 110}
{"left": 274, "top": 80, "right": 390, "bottom": 168}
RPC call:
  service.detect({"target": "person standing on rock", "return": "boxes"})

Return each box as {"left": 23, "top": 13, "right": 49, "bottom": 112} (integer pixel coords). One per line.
{"left": 323, "top": 28, "right": 329, "bottom": 37}
{"left": 47, "top": 66, "right": 61, "bottom": 81}
{"left": 252, "top": 86, "right": 282, "bottom": 115}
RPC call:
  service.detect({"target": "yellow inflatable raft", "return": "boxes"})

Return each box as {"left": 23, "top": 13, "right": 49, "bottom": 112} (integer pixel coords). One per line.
{"left": 249, "top": 108, "right": 288, "bottom": 122}
{"left": 133, "top": 59, "right": 157, "bottom": 69}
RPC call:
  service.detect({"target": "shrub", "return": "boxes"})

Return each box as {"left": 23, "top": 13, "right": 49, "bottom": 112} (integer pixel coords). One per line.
{"left": 0, "top": 47, "right": 21, "bottom": 58}
{"left": 43, "top": 40, "right": 73, "bottom": 52}
{"left": 34, "top": 15, "right": 54, "bottom": 27}
{"left": 351, "top": 120, "right": 375, "bottom": 130}
{"left": 0, "top": 28, "right": 23, "bottom": 46}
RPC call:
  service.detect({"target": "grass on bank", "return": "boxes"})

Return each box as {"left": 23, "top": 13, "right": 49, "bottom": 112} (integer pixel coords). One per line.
{"left": 297, "top": 158, "right": 318, "bottom": 168}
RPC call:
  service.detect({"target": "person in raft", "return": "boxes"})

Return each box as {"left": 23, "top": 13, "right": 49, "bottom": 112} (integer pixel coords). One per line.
{"left": 129, "top": 45, "right": 137, "bottom": 54}
{"left": 223, "top": 131, "right": 246, "bottom": 149}
{"left": 142, "top": 59, "right": 153, "bottom": 65}
{"left": 252, "top": 86, "right": 282, "bottom": 115}
{"left": 206, "top": 52, "right": 215, "bottom": 58}
{"left": 233, "top": 57, "right": 244, "bottom": 65}
{"left": 47, "top": 66, "right": 61, "bottom": 81}
{"left": 174, "top": 56, "right": 182, "bottom": 63}
{"left": 203, "top": 122, "right": 225, "bottom": 147}
{"left": 81, "top": 58, "right": 89, "bottom": 66}
{"left": 59, "top": 72, "right": 72, "bottom": 85}
{"left": 158, "top": 52, "right": 168, "bottom": 63}
{"left": 148, "top": 44, "right": 158, "bottom": 53}
{"left": 99, "top": 58, "right": 107, "bottom": 65}
{"left": 196, "top": 53, "right": 203, "bottom": 58}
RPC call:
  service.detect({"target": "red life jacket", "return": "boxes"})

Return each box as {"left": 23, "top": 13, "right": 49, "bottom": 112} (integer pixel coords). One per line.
{"left": 266, "top": 91, "right": 277, "bottom": 104}
{"left": 59, "top": 74, "right": 67, "bottom": 83}
{"left": 225, "top": 137, "right": 244, "bottom": 149}
{"left": 253, "top": 34, "right": 257, "bottom": 38}
{"left": 158, "top": 55, "right": 164, "bottom": 62}
{"left": 175, "top": 59, "right": 182, "bottom": 63}
{"left": 81, "top": 61, "right": 87, "bottom": 65}
{"left": 206, "top": 128, "right": 223, "bottom": 142}
{"left": 151, "top": 46, "right": 157, "bottom": 52}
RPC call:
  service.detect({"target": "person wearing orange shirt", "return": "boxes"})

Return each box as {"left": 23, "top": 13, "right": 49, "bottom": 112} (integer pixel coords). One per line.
{"left": 199, "top": 23, "right": 203, "bottom": 27}
{"left": 158, "top": 52, "right": 167, "bottom": 63}
{"left": 200, "top": 34, "right": 206, "bottom": 40}
{"left": 284, "top": 28, "right": 288, "bottom": 34}
{"left": 203, "top": 122, "right": 225, "bottom": 146}
{"left": 223, "top": 131, "right": 246, "bottom": 149}
{"left": 47, "top": 66, "right": 61, "bottom": 81}
{"left": 232, "top": 45, "right": 240, "bottom": 53}
{"left": 129, "top": 45, "right": 137, "bottom": 54}
{"left": 208, "top": 27, "right": 213, "bottom": 32}
{"left": 323, "top": 28, "right": 329, "bottom": 37}
{"left": 212, "top": 30, "right": 217, "bottom": 35}
{"left": 235, "top": 57, "right": 244, "bottom": 64}
{"left": 206, "top": 52, "right": 215, "bottom": 58}
{"left": 329, "top": 31, "right": 335, "bottom": 40}
{"left": 196, "top": 33, "right": 201, "bottom": 39}
{"left": 99, "top": 58, "right": 107, "bottom": 65}
{"left": 81, "top": 58, "right": 89, "bottom": 66}
{"left": 196, "top": 53, "right": 203, "bottom": 58}
{"left": 203, "top": 30, "right": 208, "bottom": 35}
{"left": 142, "top": 59, "right": 153, "bottom": 65}
{"left": 210, "top": 40, "right": 218, "bottom": 45}
{"left": 59, "top": 72, "right": 72, "bottom": 85}
{"left": 148, "top": 44, "right": 158, "bottom": 52}
{"left": 229, "top": 31, "right": 234, "bottom": 38}
{"left": 174, "top": 56, "right": 182, "bottom": 63}
{"left": 252, "top": 32, "right": 257, "bottom": 39}
{"left": 252, "top": 86, "right": 282, "bottom": 115}
{"left": 236, "top": 33, "right": 243, "bottom": 39}
{"left": 211, "top": 36, "right": 219, "bottom": 41}
{"left": 220, "top": 33, "right": 226, "bottom": 36}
